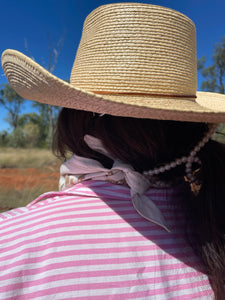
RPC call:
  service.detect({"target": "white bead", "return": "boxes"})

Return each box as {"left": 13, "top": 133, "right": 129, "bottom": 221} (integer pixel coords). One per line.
{"left": 142, "top": 126, "right": 216, "bottom": 180}
{"left": 170, "top": 162, "right": 177, "bottom": 168}
{"left": 147, "top": 171, "right": 153, "bottom": 175}
{"left": 198, "top": 141, "right": 205, "bottom": 148}
{"left": 202, "top": 136, "right": 209, "bottom": 143}
{"left": 190, "top": 150, "right": 196, "bottom": 157}
{"left": 186, "top": 162, "right": 192, "bottom": 168}
{"left": 181, "top": 157, "right": 187, "bottom": 163}
{"left": 159, "top": 167, "right": 165, "bottom": 173}
{"left": 176, "top": 158, "right": 182, "bottom": 165}
{"left": 195, "top": 146, "right": 201, "bottom": 151}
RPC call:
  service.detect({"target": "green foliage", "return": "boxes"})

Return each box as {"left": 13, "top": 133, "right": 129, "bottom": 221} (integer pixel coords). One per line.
{"left": 197, "top": 57, "right": 206, "bottom": 70}
{"left": 198, "top": 36, "right": 225, "bottom": 138}
{"left": 24, "top": 122, "right": 40, "bottom": 148}
{"left": 0, "top": 131, "right": 9, "bottom": 147}
{"left": 6, "top": 127, "right": 26, "bottom": 148}
{"left": 198, "top": 36, "right": 225, "bottom": 94}
{"left": 31, "top": 102, "right": 61, "bottom": 148}
{"left": 0, "top": 83, "right": 24, "bottom": 130}
{"left": 0, "top": 98, "right": 61, "bottom": 148}
{"left": 18, "top": 112, "right": 47, "bottom": 148}
{"left": 0, "top": 33, "right": 65, "bottom": 149}
{"left": 214, "top": 124, "right": 225, "bottom": 144}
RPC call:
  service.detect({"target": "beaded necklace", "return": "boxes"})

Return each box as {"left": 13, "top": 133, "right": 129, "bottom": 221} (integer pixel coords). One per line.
{"left": 143, "top": 124, "right": 217, "bottom": 185}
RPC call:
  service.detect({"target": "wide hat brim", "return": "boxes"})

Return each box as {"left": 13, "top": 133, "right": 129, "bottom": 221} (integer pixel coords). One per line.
{"left": 2, "top": 49, "right": 225, "bottom": 123}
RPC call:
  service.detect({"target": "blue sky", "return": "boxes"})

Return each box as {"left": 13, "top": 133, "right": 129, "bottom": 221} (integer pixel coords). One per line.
{"left": 0, "top": 0, "right": 225, "bottom": 131}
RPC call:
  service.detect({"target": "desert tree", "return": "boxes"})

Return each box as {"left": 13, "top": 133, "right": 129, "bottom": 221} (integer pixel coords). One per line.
{"left": 0, "top": 83, "right": 24, "bottom": 131}
{"left": 25, "top": 33, "right": 65, "bottom": 147}
{"left": 198, "top": 36, "right": 225, "bottom": 94}
{"left": 198, "top": 36, "right": 225, "bottom": 142}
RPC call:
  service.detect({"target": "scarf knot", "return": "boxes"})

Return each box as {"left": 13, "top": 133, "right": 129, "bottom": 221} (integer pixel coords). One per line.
{"left": 59, "top": 135, "right": 170, "bottom": 232}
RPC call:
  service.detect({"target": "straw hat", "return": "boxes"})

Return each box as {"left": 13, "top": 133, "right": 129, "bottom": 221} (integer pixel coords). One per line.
{"left": 2, "top": 3, "right": 225, "bottom": 122}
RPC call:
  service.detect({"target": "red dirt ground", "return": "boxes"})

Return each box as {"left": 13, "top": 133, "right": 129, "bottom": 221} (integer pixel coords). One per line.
{"left": 0, "top": 168, "right": 59, "bottom": 191}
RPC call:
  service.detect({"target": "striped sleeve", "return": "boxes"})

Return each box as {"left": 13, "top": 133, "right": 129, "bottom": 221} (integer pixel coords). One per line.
{"left": 0, "top": 181, "right": 214, "bottom": 299}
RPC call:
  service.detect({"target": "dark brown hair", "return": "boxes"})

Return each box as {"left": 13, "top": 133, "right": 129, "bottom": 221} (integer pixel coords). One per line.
{"left": 53, "top": 107, "right": 225, "bottom": 299}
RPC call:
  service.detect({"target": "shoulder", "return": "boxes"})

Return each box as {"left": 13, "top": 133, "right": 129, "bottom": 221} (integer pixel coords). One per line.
{"left": 0, "top": 180, "right": 129, "bottom": 223}
{"left": 0, "top": 182, "right": 90, "bottom": 222}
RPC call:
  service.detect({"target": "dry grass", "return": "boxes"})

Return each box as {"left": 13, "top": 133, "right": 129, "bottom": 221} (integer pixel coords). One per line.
{"left": 0, "top": 147, "right": 62, "bottom": 212}
{"left": 0, "top": 187, "right": 48, "bottom": 212}
{"left": 0, "top": 147, "right": 61, "bottom": 169}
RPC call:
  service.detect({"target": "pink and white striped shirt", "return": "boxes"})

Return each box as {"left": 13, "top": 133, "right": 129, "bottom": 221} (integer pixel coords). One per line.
{"left": 0, "top": 180, "right": 214, "bottom": 299}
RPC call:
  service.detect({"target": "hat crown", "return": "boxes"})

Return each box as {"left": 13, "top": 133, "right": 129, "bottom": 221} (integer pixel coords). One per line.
{"left": 70, "top": 3, "right": 197, "bottom": 96}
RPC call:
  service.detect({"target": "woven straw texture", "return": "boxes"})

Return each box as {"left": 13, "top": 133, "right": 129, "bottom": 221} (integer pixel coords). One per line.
{"left": 71, "top": 3, "right": 197, "bottom": 96}
{"left": 2, "top": 3, "right": 225, "bottom": 122}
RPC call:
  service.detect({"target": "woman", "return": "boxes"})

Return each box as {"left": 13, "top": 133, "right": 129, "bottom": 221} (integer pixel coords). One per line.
{"left": 1, "top": 3, "right": 225, "bottom": 299}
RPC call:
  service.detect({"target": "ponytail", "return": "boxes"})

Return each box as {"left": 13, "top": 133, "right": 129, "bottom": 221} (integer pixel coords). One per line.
{"left": 188, "top": 140, "right": 225, "bottom": 299}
